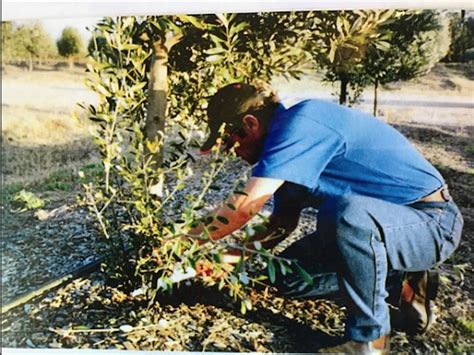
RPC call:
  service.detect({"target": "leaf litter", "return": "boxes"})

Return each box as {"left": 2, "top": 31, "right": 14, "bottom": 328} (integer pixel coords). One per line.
{"left": 1, "top": 122, "right": 473, "bottom": 352}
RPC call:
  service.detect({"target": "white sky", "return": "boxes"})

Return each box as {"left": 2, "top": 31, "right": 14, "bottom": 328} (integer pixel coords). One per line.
{"left": 41, "top": 17, "right": 101, "bottom": 41}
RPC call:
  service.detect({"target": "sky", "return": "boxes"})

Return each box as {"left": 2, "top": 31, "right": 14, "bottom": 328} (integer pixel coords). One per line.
{"left": 35, "top": 17, "right": 102, "bottom": 41}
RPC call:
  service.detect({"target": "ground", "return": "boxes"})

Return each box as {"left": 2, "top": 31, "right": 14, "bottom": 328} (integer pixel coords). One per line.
{"left": 1, "top": 63, "right": 473, "bottom": 352}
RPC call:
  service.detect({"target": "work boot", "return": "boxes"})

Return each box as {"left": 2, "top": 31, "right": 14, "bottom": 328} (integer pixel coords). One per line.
{"left": 319, "top": 335, "right": 389, "bottom": 354}
{"left": 395, "top": 270, "right": 439, "bottom": 335}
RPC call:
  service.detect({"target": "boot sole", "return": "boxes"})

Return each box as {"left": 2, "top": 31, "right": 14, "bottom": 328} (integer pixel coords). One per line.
{"left": 393, "top": 270, "right": 440, "bottom": 335}
{"left": 419, "top": 270, "right": 440, "bottom": 334}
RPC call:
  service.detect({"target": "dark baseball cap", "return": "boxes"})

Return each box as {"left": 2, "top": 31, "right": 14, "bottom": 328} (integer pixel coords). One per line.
{"left": 200, "top": 83, "right": 266, "bottom": 153}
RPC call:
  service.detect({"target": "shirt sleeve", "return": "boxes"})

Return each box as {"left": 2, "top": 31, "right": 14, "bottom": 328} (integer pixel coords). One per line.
{"left": 252, "top": 114, "right": 345, "bottom": 190}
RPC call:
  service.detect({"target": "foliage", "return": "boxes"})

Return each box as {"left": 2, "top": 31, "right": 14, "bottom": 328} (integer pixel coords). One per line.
{"left": 13, "top": 190, "right": 46, "bottom": 211}
{"left": 308, "top": 10, "right": 395, "bottom": 104}
{"left": 2, "top": 22, "right": 15, "bottom": 62}
{"left": 359, "top": 10, "right": 449, "bottom": 113}
{"left": 2, "top": 21, "right": 57, "bottom": 68}
{"left": 368, "top": 11, "right": 447, "bottom": 80}
{"left": 310, "top": 10, "right": 450, "bottom": 107}
{"left": 443, "top": 11, "right": 474, "bottom": 62}
{"left": 83, "top": 14, "right": 313, "bottom": 311}
{"left": 57, "top": 26, "right": 84, "bottom": 58}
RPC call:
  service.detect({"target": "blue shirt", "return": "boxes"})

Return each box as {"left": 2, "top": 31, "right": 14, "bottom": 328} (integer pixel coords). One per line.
{"left": 252, "top": 99, "right": 444, "bottom": 206}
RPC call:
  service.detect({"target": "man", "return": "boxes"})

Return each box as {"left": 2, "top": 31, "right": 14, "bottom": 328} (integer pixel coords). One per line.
{"left": 191, "top": 83, "right": 463, "bottom": 353}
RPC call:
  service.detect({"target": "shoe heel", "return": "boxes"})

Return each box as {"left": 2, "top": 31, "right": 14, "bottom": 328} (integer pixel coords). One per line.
{"left": 426, "top": 270, "right": 439, "bottom": 300}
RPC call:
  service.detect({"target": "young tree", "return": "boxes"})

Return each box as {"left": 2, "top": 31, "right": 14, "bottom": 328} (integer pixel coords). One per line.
{"left": 364, "top": 10, "right": 450, "bottom": 115}
{"left": 9, "top": 22, "right": 57, "bottom": 70}
{"left": 57, "top": 26, "right": 84, "bottom": 69}
{"left": 83, "top": 14, "right": 315, "bottom": 309}
{"left": 308, "top": 10, "right": 394, "bottom": 105}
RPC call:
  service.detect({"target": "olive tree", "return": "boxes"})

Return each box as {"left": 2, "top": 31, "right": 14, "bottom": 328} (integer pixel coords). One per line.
{"left": 308, "top": 10, "right": 395, "bottom": 105}
{"left": 83, "top": 14, "right": 314, "bottom": 311}
{"left": 57, "top": 26, "right": 84, "bottom": 68}
{"left": 5, "top": 22, "right": 57, "bottom": 70}
{"left": 362, "top": 10, "right": 450, "bottom": 115}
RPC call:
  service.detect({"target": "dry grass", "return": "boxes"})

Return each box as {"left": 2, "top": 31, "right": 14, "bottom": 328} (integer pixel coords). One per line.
{"left": 2, "top": 64, "right": 98, "bottom": 187}
{"left": 384, "top": 62, "right": 474, "bottom": 96}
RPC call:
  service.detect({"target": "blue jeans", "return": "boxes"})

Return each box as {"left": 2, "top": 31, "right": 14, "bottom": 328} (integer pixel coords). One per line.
{"left": 275, "top": 194, "right": 463, "bottom": 342}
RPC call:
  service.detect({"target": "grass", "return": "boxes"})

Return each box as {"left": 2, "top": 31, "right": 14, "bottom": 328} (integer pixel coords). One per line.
{"left": 465, "top": 143, "right": 474, "bottom": 155}
{"left": 3, "top": 162, "right": 104, "bottom": 218}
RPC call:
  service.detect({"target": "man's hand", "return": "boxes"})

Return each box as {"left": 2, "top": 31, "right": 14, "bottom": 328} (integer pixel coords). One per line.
{"left": 195, "top": 259, "right": 215, "bottom": 277}
{"left": 195, "top": 254, "right": 239, "bottom": 279}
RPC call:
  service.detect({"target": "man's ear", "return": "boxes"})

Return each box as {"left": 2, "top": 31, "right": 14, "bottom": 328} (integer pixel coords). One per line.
{"left": 242, "top": 114, "right": 260, "bottom": 132}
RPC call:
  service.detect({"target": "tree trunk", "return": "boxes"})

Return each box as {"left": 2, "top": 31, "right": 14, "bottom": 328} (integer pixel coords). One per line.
{"left": 28, "top": 57, "right": 34, "bottom": 71}
{"left": 68, "top": 57, "right": 74, "bottom": 70}
{"left": 339, "top": 75, "right": 348, "bottom": 105}
{"left": 144, "top": 32, "right": 182, "bottom": 168}
{"left": 460, "top": 10, "right": 466, "bottom": 61}
{"left": 373, "top": 78, "right": 379, "bottom": 117}
{"left": 144, "top": 40, "right": 168, "bottom": 170}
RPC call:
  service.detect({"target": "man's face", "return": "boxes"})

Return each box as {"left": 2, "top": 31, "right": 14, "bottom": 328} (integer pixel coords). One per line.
{"left": 225, "top": 115, "right": 266, "bottom": 165}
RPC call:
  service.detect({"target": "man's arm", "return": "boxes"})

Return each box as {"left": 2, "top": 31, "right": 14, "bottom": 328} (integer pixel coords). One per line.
{"left": 189, "top": 177, "right": 284, "bottom": 242}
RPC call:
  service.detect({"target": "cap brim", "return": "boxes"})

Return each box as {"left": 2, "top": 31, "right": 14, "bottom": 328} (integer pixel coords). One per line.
{"left": 200, "top": 129, "right": 220, "bottom": 153}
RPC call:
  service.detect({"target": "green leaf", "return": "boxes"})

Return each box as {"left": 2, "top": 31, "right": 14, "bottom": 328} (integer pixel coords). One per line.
{"left": 234, "top": 190, "right": 248, "bottom": 196}
{"left": 267, "top": 260, "right": 276, "bottom": 283}
{"left": 252, "top": 224, "right": 267, "bottom": 233}
{"left": 177, "top": 15, "right": 207, "bottom": 30}
{"left": 74, "top": 325, "right": 90, "bottom": 331}
{"left": 120, "top": 325, "right": 134, "bottom": 333}
{"left": 206, "top": 54, "right": 224, "bottom": 63}
{"left": 121, "top": 43, "right": 141, "bottom": 51}
{"left": 244, "top": 299, "right": 252, "bottom": 311}
{"left": 295, "top": 263, "right": 313, "bottom": 285}
{"left": 205, "top": 47, "right": 226, "bottom": 55}
{"left": 209, "top": 33, "right": 227, "bottom": 46}
{"left": 216, "top": 13, "right": 229, "bottom": 27}
{"left": 240, "top": 300, "right": 247, "bottom": 315}
{"left": 216, "top": 216, "right": 229, "bottom": 225}
{"left": 229, "top": 22, "right": 248, "bottom": 37}
{"left": 226, "top": 203, "right": 236, "bottom": 210}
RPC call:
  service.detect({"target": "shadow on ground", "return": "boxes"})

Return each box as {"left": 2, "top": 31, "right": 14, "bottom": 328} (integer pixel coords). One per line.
{"left": 3, "top": 135, "right": 97, "bottom": 185}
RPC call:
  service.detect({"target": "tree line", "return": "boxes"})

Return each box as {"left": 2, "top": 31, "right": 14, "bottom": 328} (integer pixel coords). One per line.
{"left": 1, "top": 21, "right": 84, "bottom": 70}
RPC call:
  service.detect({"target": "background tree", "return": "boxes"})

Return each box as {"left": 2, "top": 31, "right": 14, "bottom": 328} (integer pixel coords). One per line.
{"left": 358, "top": 10, "right": 450, "bottom": 115}
{"left": 57, "top": 26, "right": 84, "bottom": 69}
{"left": 443, "top": 10, "right": 474, "bottom": 62}
{"left": 308, "top": 10, "right": 395, "bottom": 105}
{"left": 2, "top": 22, "right": 15, "bottom": 64}
{"left": 6, "top": 22, "right": 57, "bottom": 70}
